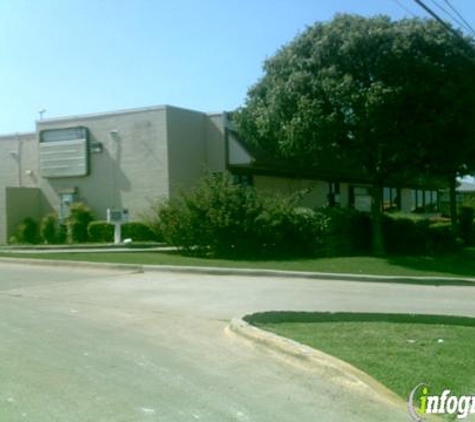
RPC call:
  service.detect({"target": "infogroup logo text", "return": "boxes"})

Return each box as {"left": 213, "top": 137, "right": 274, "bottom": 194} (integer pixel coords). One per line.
{"left": 408, "top": 384, "right": 475, "bottom": 420}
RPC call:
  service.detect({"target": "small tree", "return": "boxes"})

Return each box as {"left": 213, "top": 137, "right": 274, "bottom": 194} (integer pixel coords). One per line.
{"left": 14, "top": 218, "right": 40, "bottom": 244}
{"left": 67, "top": 203, "right": 94, "bottom": 243}
{"left": 40, "top": 213, "right": 62, "bottom": 244}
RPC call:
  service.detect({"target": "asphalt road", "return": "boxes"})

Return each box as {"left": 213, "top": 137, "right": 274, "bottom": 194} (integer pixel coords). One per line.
{"left": 1, "top": 262, "right": 474, "bottom": 422}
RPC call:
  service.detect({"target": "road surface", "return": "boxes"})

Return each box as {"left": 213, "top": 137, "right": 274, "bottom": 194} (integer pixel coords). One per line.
{"left": 1, "top": 261, "right": 474, "bottom": 421}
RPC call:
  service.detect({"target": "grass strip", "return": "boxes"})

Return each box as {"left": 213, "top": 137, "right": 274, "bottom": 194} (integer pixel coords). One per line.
{"left": 1, "top": 249, "right": 475, "bottom": 281}
{"left": 248, "top": 312, "right": 475, "bottom": 400}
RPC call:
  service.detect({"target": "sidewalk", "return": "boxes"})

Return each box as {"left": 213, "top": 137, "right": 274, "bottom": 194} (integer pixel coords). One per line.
{"left": 0, "top": 244, "right": 175, "bottom": 253}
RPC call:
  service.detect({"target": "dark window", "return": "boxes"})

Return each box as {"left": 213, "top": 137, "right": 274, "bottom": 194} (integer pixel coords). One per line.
{"left": 349, "top": 185, "right": 372, "bottom": 211}
{"left": 412, "top": 189, "right": 438, "bottom": 213}
{"left": 232, "top": 174, "right": 253, "bottom": 187}
{"left": 349, "top": 186, "right": 355, "bottom": 207}
{"left": 328, "top": 182, "right": 341, "bottom": 207}
{"left": 383, "top": 187, "right": 400, "bottom": 211}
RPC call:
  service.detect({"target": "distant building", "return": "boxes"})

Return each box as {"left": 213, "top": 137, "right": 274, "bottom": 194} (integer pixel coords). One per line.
{"left": 0, "top": 104, "right": 440, "bottom": 244}
{"left": 456, "top": 181, "right": 475, "bottom": 201}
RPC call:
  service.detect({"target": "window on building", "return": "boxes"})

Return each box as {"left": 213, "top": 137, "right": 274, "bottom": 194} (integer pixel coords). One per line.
{"left": 426, "top": 190, "right": 438, "bottom": 212}
{"left": 58, "top": 190, "right": 78, "bottom": 224}
{"left": 349, "top": 185, "right": 372, "bottom": 212}
{"left": 383, "top": 187, "right": 400, "bottom": 211}
{"left": 412, "top": 189, "right": 439, "bottom": 213}
{"left": 328, "top": 182, "right": 341, "bottom": 207}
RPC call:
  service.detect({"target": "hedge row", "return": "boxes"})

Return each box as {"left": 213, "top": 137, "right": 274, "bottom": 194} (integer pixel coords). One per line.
{"left": 11, "top": 203, "right": 159, "bottom": 244}
{"left": 321, "top": 208, "right": 459, "bottom": 256}
{"left": 87, "top": 221, "right": 157, "bottom": 242}
{"left": 10, "top": 187, "right": 464, "bottom": 256}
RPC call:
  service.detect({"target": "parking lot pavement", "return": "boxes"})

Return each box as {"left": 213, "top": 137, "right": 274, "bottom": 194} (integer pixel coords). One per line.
{"left": 1, "top": 261, "right": 474, "bottom": 421}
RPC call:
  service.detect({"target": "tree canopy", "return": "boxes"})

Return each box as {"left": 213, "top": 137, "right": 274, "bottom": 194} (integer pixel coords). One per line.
{"left": 235, "top": 14, "right": 475, "bottom": 253}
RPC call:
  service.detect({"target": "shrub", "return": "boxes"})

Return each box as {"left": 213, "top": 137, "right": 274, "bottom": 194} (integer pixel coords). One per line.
{"left": 88, "top": 220, "right": 158, "bottom": 243}
{"left": 321, "top": 209, "right": 459, "bottom": 256}
{"left": 255, "top": 202, "right": 328, "bottom": 257}
{"left": 426, "top": 222, "right": 459, "bottom": 254}
{"left": 157, "top": 175, "right": 256, "bottom": 256}
{"left": 41, "top": 214, "right": 57, "bottom": 244}
{"left": 382, "top": 214, "right": 458, "bottom": 255}
{"left": 382, "top": 215, "right": 424, "bottom": 255}
{"left": 88, "top": 221, "right": 113, "bottom": 243}
{"left": 15, "top": 217, "right": 40, "bottom": 244}
{"left": 122, "top": 222, "right": 157, "bottom": 242}
{"left": 321, "top": 208, "right": 372, "bottom": 256}
{"left": 40, "top": 213, "right": 66, "bottom": 244}
{"left": 57, "top": 224, "right": 67, "bottom": 244}
{"left": 155, "top": 174, "right": 328, "bottom": 258}
{"left": 67, "top": 203, "right": 94, "bottom": 243}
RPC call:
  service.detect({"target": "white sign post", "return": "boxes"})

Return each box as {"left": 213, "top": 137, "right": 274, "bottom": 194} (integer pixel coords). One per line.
{"left": 107, "top": 209, "right": 129, "bottom": 244}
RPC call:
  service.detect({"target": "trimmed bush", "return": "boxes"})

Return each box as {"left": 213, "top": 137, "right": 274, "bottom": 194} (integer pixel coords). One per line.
{"left": 321, "top": 207, "right": 372, "bottom": 256}
{"left": 382, "top": 215, "right": 424, "bottom": 255}
{"left": 88, "top": 221, "right": 113, "bottom": 243}
{"left": 122, "top": 222, "right": 157, "bottom": 242}
{"left": 15, "top": 217, "right": 40, "bottom": 244}
{"left": 41, "top": 214, "right": 57, "bottom": 244}
{"left": 155, "top": 174, "right": 328, "bottom": 258}
{"left": 382, "top": 214, "right": 458, "bottom": 255}
{"left": 255, "top": 202, "right": 328, "bottom": 257}
{"left": 426, "top": 222, "right": 459, "bottom": 254}
{"left": 57, "top": 224, "right": 67, "bottom": 244}
{"left": 321, "top": 209, "right": 459, "bottom": 256}
{"left": 67, "top": 203, "right": 94, "bottom": 243}
{"left": 40, "top": 213, "right": 66, "bottom": 244}
{"left": 88, "top": 221, "right": 158, "bottom": 243}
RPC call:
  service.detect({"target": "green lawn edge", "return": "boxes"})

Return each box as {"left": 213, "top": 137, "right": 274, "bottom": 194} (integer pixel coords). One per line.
{"left": 247, "top": 311, "right": 475, "bottom": 401}
{"left": 1, "top": 248, "right": 475, "bottom": 280}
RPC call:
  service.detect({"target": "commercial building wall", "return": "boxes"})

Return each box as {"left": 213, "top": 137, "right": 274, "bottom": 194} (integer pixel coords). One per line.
{"left": 166, "top": 106, "right": 208, "bottom": 197}
{"left": 0, "top": 103, "right": 437, "bottom": 245}
{"left": 0, "top": 133, "right": 39, "bottom": 244}
{"left": 36, "top": 106, "right": 170, "bottom": 221}
{"left": 5, "top": 187, "right": 52, "bottom": 241}
{"left": 205, "top": 113, "right": 227, "bottom": 173}
{"left": 0, "top": 106, "right": 228, "bottom": 244}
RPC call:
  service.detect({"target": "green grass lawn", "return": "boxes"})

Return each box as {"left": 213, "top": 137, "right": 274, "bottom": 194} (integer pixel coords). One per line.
{"left": 247, "top": 312, "right": 475, "bottom": 401}
{"left": 1, "top": 248, "right": 475, "bottom": 281}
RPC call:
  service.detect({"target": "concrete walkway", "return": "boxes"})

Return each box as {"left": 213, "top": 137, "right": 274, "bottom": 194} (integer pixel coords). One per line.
{"left": 1, "top": 261, "right": 474, "bottom": 421}
{"left": 0, "top": 245, "right": 174, "bottom": 253}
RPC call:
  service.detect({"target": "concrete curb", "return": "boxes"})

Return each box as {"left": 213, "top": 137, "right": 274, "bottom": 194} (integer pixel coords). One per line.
{"left": 0, "top": 257, "right": 143, "bottom": 273}
{"left": 1, "top": 256, "right": 474, "bottom": 285}
{"left": 141, "top": 264, "right": 475, "bottom": 285}
{"left": 227, "top": 317, "right": 406, "bottom": 410}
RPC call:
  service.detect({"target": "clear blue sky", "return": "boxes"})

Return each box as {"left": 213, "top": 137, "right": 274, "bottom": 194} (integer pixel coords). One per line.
{"left": 1, "top": 0, "right": 474, "bottom": 134}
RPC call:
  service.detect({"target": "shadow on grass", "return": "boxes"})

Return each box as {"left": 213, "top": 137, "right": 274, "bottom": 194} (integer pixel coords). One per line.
{"left": 245, "top": 311, "right": 475, "bottom": 327}
{"left": 387, "top": 248, "right": 475, "bottom": 278}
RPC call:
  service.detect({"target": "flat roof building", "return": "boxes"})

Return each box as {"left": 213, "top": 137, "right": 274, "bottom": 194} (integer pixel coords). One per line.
{"left": 0, "top": 105, "right": 230, "bottom": 244}
{"left": 0, "top": 103, "right": 441, "bottom": 244}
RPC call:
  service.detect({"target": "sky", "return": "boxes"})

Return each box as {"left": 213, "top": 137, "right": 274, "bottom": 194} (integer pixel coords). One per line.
{"left": 1, "top": 0, "right": 474, "bottom": 134}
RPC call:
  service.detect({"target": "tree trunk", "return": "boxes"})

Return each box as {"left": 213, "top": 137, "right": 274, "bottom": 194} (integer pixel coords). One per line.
{"left": 371, "top": 183, "right": 385, "bottom": 256}
{"left": 449, "top": 175, "right": 458, "bottom": 232}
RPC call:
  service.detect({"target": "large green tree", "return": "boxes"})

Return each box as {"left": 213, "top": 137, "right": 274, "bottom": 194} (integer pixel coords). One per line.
{"left": 235, "top": 14, "right": 475, "bottom": 254}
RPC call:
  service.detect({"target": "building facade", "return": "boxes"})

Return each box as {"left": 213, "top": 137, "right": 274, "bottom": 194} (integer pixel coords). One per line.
{"left": 0, "top": 104, "right": 440, "bottom": 244}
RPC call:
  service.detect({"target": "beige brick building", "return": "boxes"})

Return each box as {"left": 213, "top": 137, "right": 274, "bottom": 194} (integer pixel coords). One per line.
{"left": 0, "top": 104, "right": 439, "bottom": 244}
